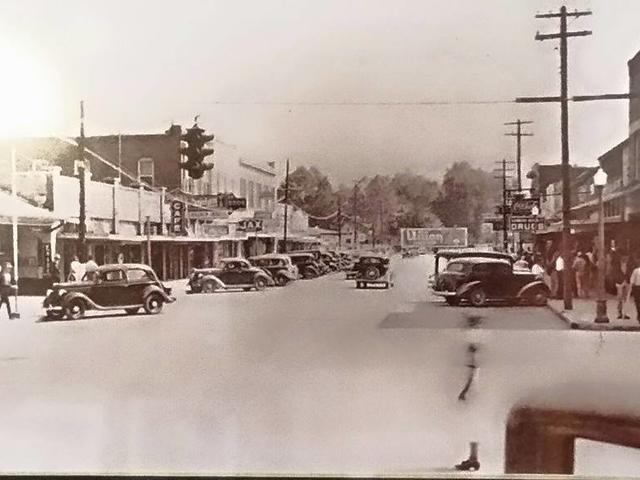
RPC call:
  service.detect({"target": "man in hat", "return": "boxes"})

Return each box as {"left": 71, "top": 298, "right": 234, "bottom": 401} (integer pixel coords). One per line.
{"left": 50, "top": 254, "right": 62, "bottom": 286}
{"left": 0, "top": 262, "right": 16, "bottom": 319}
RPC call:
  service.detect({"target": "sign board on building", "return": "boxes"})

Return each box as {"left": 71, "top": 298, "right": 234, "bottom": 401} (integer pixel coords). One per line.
{"left": 170, "top": 200, "right": 187, "bottom": 235}
{"left": 400, "top": 227, "right": 468, "bottom": 249}
{"left": 509, "top": 217, "right": 546, "bottom": 232}
{"left": 217, "top": 193, "right": 247, "bottom": 210}
{"left": 510, "top": 197, "right": 540, "bottom": 216}
{"left": 237, "top": 219, "right": 263, "bottom": 232}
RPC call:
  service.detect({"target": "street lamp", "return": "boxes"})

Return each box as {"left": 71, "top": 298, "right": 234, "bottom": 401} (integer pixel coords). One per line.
{"left": 593, "top": 167, "right": 609, "bottom": 324}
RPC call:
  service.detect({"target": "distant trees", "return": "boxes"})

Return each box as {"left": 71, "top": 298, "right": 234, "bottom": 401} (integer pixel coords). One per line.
{"left": 279, "top": 161, "right": 498, "bottom": 243}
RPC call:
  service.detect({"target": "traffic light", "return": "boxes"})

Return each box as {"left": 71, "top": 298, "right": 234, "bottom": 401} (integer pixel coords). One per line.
{"left": 180, "top": 121, "right": 214, "bottom": 179}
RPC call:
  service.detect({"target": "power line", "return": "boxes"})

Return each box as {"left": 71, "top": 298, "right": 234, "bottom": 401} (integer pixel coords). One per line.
{"left": 205, "top": 99, "right": 517, "bottom": 107}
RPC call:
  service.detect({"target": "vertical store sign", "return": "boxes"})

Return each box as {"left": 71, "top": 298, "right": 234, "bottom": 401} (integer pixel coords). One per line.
{"left": 170, "top": 200, "right": 187, "bottom": 235}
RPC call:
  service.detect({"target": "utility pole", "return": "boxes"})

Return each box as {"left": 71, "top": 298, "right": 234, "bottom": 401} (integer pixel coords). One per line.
{"left": 494, "top": 159, "right": 514, "bottom": 252}
{"left": 504, "top": 119, "right": 533, "bottom": 191}
{"left": 517, "top": 6, "right": 591, "bottom": 311}
{"left": 146, "top": 216, "right": 152, "bottom": 266}
{"left": 282, "top": 158, "right": 290, "bottom": 253}
{"left": 352, "top": 184, "right": 358, "bottom": 248}
{"left": 337, "top": 200, "right": 342, "bottom": 251}
{"left": 78, "top": 100, "right": 87, "bottom": 262}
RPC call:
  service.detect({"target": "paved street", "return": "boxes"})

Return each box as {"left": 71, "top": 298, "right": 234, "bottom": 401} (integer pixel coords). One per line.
{"left": 0, "top": 255, "right": 639, "bottom": 475}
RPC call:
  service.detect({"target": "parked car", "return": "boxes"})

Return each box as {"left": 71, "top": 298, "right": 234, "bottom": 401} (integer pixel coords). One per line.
{"left": 249, "top": 254, "right": 298, "bottom": 286}
{"left": 431, "top": 257, "right": 550, "bottom": 307}
{"left": 288, "top": 253, "right": 321, "bottom": 279}
{"left": 428, "top": 248, "right": 515, "bottom": 289}
{"left": 43, "top": 263, "right": 175, "bottom": 320}
{"left": 354, "top": 254, "right": 394, "bottom": 289}
{"left": 295, "top": 249, "right": 332, "bottom": 274}
{"left": 187, "top": 258, "right": 274, "bottom": 293}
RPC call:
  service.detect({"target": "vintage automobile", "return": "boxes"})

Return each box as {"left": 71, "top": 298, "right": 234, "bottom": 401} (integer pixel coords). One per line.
{"left": 295, "top": 249, "right": 332, "bottom": 274}
{"left": 354, "top": 254, "right": 394, "bottom": 289}
{"left": 187, "top": 258, "right": 274, "bottom": 293}
{"left": 287, "top": 253, "right": 321, "bottom": 279}
{"left": 431, "top": 257, "right": 550, "bottom": 307}
{"left": 248, "top": 254, "right": 298, "bottom": 286}
{"left": 43, "top": 263, "right": 175, "bottom": 320}
{"left": 428, "top": 248, "right": 514, "bottom": 289}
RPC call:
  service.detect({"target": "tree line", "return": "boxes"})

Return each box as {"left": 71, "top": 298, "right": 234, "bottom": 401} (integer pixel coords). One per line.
{"left": 278, "top": 162, "right": 501, "bottom": 243}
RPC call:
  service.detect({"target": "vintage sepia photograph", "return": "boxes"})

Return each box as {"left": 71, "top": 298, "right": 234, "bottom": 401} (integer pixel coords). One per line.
{"left": 1, "top": 0, "right": 640, "bottom": 477}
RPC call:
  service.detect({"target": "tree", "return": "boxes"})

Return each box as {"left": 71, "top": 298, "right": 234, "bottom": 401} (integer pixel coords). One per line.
{"left": 278, "top": 166, "right": 337, "bottom": 217}
{"left": 431, "top": 162, "right": 500, "bottom": 242}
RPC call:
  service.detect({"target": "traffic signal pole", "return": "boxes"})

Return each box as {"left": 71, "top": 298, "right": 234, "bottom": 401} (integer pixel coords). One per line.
{"left": 78, "top": 100, "right": 87, "bottom": 262}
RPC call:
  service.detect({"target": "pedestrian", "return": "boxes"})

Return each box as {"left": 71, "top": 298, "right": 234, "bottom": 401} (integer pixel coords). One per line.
{"left": 83, "top": 254, "right": 99, "bottom": 281}
{"left": 554, "top": 252, "right": 565, "bottom": 299}
{"left": 573, "top": 252, "right": 588, "bottom": 298}
{"left": 69, "top": 255, "right": 84, "bottom": 282}
{"left": 627, "top": 256, "right": 640, "bottom": 323}
{"left": 613, "top": 249, "right": 633, "bottom": 319}
{"left": 0, "top": 262, "right": 16, "bottom": 319}
{"left": 514, "top": 255, "right": 530, "bottom": 271}
{"left": 50, "top": 254, "right": 62, "bottom": 286}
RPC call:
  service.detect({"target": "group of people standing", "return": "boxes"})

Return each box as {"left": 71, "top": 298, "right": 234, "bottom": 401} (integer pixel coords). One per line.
{"left": 49, "top": 254, "right": 101, "bottom": 285}
{"left": 520, "top": 240, "right": 640, "bottom": 322}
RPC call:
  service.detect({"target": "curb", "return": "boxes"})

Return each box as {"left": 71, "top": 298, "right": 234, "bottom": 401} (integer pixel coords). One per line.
{"left": 546, "top": 303, "right": 640, "bottom": 332}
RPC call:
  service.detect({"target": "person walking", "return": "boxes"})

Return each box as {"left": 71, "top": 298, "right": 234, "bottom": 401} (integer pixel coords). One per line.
{"left": 0, "top": 262, "right": 16, "bottom": 319}
{"left": 613, "top": 250, "right": 634, "bottom": 319}
{"left": 531, "top": 256, "right": 545, "bottom": 279}
{"left": 628, "top": 257, "right": 640, "bottom": 323}
{"left": 69, "top": 255, "right": 84, "bottom": 282}
{"left": 50, "top": 254, "right": 62, "bottom": 286}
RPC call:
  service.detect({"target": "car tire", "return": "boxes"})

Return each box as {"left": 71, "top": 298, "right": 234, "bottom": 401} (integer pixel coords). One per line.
{"left": 445, "top": 296, "right": 461, "bottom": 306}
{"left": 65, "top": 298, "right": 86, "bottom": 320}
{"left": 46, "top": 310, "right": 65, "bottom": 321}
{"left": 364, "top": 266, "right": 380, "bottom": 280}
{"left": 143, "top": 293, "right": 164, "bottom": 314}
{"left": 303, "top": 268, "right": 316, "bottom": 279}
{"left": 468, "top": 287, "right": 487, "bottom": 307}
{"left": 202, "top": 280, "right": 217, "bottom": 293}
{"left": 356, "top": 281, "right": 362, "bottom": 289}
{"left": 190, "top": 285, "right": 202, "bottom": 294}
{"left": 125, "top": 307, "right": 140, "bottom": 315}
{"left": 526, "top": 288, "right": 549, "bottom": 307}
{"left": 254, "top": 276, "right": 267, "bottom": 291}
{"left": 275, "top": 274, "right": 289, "bottom": 287}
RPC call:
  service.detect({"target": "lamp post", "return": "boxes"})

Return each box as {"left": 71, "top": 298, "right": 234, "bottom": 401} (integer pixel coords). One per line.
{"left": 593, "top": 167, "right": 609, "bottom": 324}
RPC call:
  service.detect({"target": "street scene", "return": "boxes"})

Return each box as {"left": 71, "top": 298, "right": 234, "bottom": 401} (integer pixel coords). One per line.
{"left": 1, "top": 0, "right": 640, "bottom": 476}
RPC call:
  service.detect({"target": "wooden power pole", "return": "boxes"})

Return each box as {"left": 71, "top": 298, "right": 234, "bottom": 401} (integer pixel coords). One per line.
{"left": 282, "top": 158, "right": 290, "bottom": 253}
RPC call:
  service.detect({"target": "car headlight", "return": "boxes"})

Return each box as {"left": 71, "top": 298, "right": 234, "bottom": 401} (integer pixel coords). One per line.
{"left": 57, "top": 289, "right": 66, "bottom": 297}
{"left": 45, "top": 289, "right": 53, "bottom": 297}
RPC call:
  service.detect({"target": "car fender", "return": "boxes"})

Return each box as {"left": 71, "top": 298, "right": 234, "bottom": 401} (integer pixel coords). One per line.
{"left": 305, "top": 265, "right": 319, "bottom": 276}
{"left": 142, "top": 284, "right": 175, "bottom": 302}
{"left": 276, "top": 269, "right": 297, "bottom": 280}
{"left": 456, "top": 280, "right": 484, "bottom": 297}
{"left": 61, "top": 291, "right": 97, "bottom": 310}
{"left": 200, "top": 274, "right": 227, "bottom": 290}
{"left": 517, "top": 281, "right": 550, "bottom": 298}
{"left": 254, "top": 272, "right": 274, "bottom": 286}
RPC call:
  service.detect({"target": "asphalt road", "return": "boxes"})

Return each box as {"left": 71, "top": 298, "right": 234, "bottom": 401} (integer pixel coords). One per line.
{"left": 1, "top": 255, "right": 639, "bottom": 475}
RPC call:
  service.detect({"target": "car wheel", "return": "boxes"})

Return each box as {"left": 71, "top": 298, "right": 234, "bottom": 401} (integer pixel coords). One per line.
{"left": 468, "top": 287, "right": 487, "bottom": 307}
{"left": 65, "top": 298, "right": 86, "bottom": 320}
{"left": 125, "top": 307, "right": 140, "bottom": 315}
{"left": 254, "top": 277, "right": 267, "bottom": 291}
{"left": 275, "top": 274, "right": 289, "bottom": 287}
{"left": 356, "top": 281, "right": 362, "bottom": 289}
{"left": 445, "top": 296, "right": 461, "bottom": 306}
{"left": 364, "top": 266, "right": 380, "bottom": 280}
{"left": 202, "top": 280, "right": 217, "bottom": 293}
{"left": 143, "top": 293, "right": 164, "bottom": 314}
{"left": 46, "top": 310, "right": 65, "bottom": 321}
{"left": 190, "top": 284, "right": 202, "bottom": 294}
{"left": 304, "top": 268, "right": 316, "bottom": 279}
{"left": 527, "top": 288, "right": 549, "bottom": 307}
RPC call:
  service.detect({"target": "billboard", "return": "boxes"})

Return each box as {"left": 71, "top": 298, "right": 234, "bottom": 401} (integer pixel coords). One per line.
{"left": 400, "top": 227, "right": 468, "bottom": 249}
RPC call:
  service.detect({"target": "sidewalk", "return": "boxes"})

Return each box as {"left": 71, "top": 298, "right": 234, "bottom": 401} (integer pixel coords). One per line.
{"left": 548, "top": 296, "right": 640, "bottom": 331}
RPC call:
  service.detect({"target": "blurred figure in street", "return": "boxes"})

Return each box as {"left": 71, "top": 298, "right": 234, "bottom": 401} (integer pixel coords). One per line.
{"left": 573, "top": 252, "right": 588, "bottom": 298}
{"left": 84, "top": 254, "right": 99, "bottom": 281}
{"left": 0, "top": 262, "right": 16, "bottom": 319}
{"left": 613, "top": 249, "right": 633, "bottom": 319}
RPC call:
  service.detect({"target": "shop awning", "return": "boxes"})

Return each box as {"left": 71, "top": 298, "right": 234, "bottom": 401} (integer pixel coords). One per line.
{"left": 0, "top": 190, "right": 60, "bottom": 225}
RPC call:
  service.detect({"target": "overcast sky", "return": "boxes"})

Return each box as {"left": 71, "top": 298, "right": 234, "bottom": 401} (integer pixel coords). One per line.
{"left": 0, "top": 0, "right": 639, "bottom": 184}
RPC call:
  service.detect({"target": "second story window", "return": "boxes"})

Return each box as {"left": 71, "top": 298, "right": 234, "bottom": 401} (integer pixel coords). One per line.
{"left": 138, "top": 157, "right": 154, "bottom": 186}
